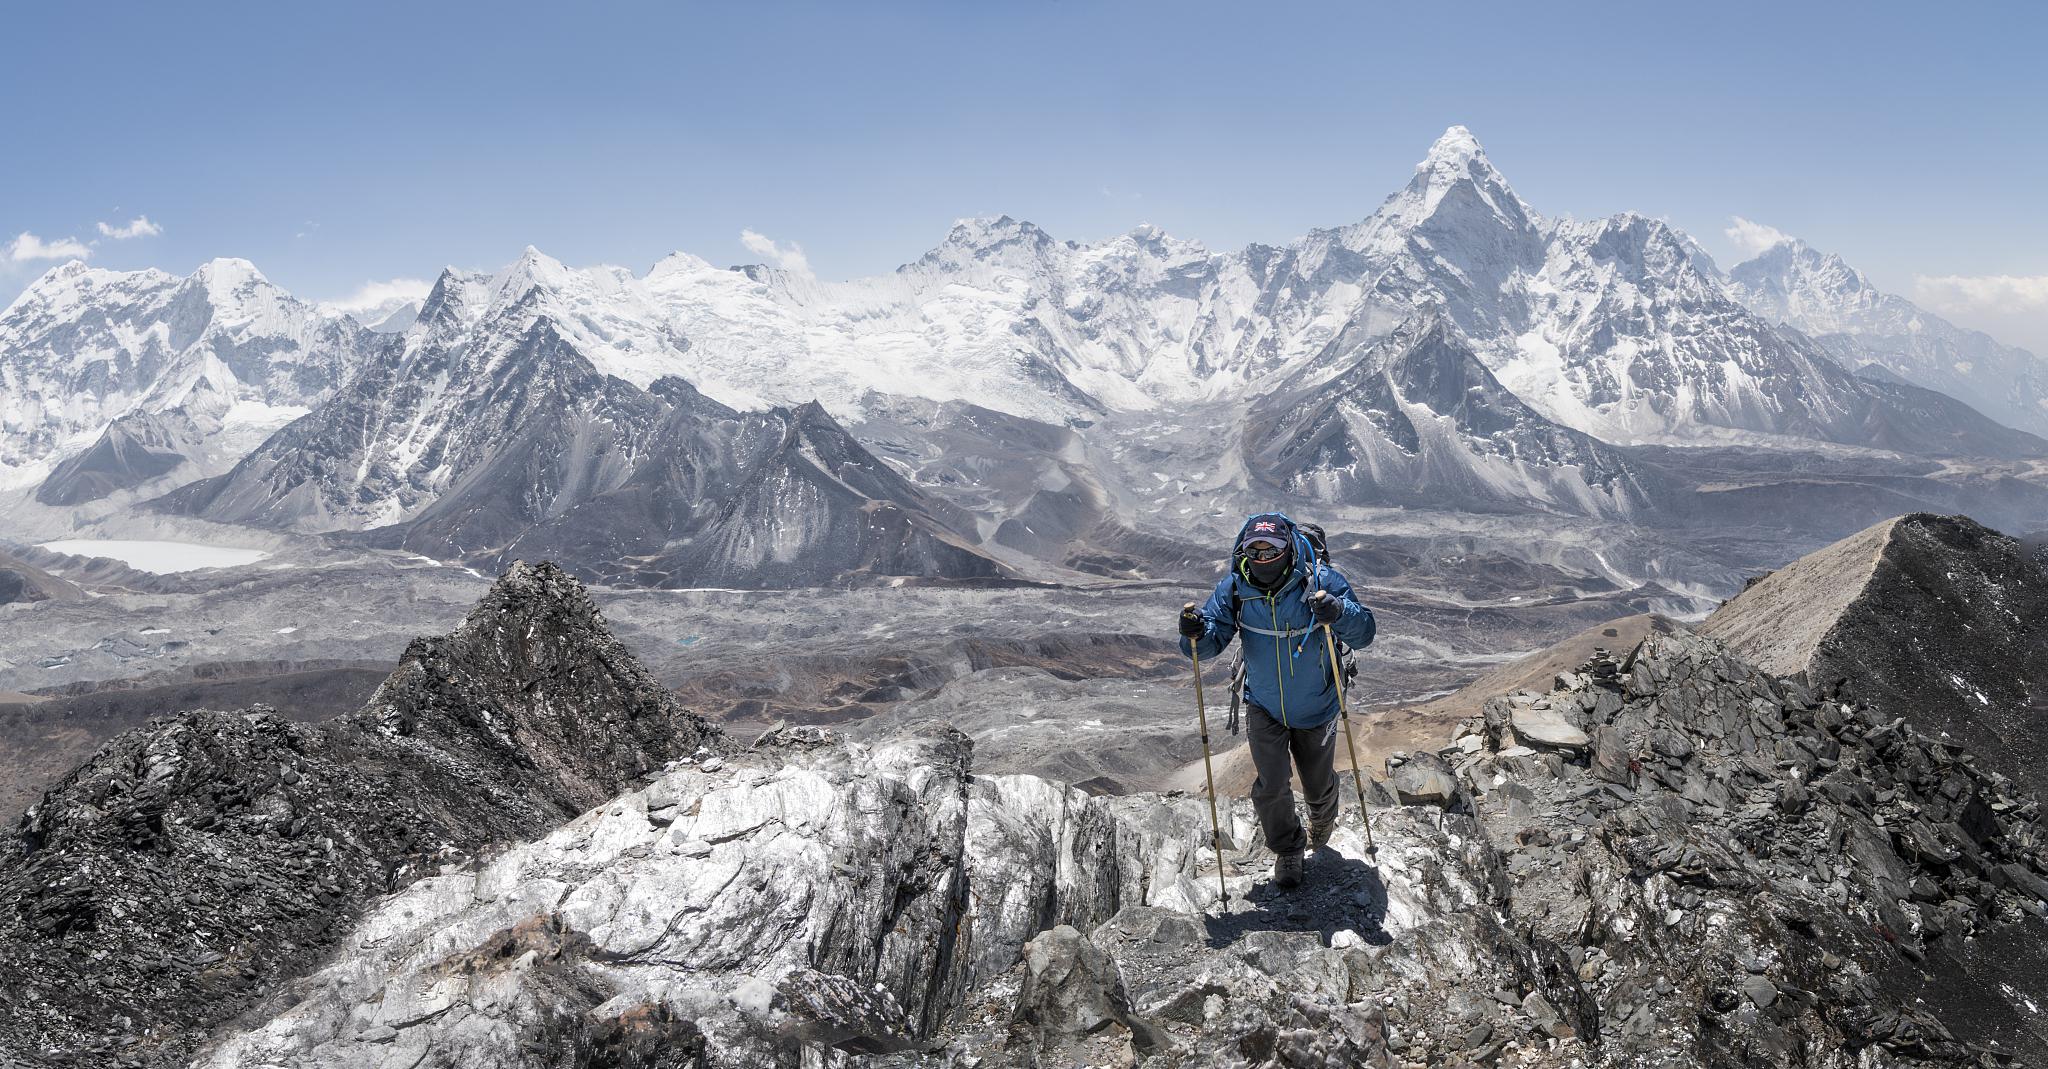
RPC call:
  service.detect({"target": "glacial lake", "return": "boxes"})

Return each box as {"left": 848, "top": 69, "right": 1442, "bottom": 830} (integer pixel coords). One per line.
{"left": 36, "top": 539, "right": 272, "bottom": 574}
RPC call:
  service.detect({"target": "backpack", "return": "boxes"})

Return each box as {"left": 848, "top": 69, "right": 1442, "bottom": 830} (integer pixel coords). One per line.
{"left": 1224, "top": 519, "right": 1357, "bottom": 734}
{"left": 1298, "top": 522, "right": 1332, "bottom": 565}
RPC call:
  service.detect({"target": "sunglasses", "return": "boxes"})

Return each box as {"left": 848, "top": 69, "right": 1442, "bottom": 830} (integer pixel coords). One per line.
{"left": 1241, "top": 542, "right": 1287, "bottom": 563}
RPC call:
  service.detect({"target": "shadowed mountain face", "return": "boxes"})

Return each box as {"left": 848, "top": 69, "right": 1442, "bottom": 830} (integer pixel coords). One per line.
{"left": 0, "top": 562, "right": 721, "bottom": 1066}
{"left": 154, "top": 297, "right": 676, "bottom": 538}
{"left": 1246, "top": 312, "right": 1663, "bottom": 517}
{"left": 1703, "top": 513, "right": 2048, "bottom": 800}
{"left": 493, "top": 398, "right": 1006, "bottom": 589}
{"left": 34, "top": 410, "right": 193, "bottom": 505}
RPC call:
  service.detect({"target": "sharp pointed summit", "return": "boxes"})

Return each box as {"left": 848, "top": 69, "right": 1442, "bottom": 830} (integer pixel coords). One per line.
{"left": 484, "top": 244, "right": 575, "bottom": 307}
{"left": 1419, "top": 123, "right": 1486, "bottom": 169}
{"left": 1389, "top": 124, "right": 1540, "bottom": 232}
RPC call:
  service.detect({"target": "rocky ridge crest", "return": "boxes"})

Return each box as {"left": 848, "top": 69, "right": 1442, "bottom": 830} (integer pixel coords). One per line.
{"left": 198, "top": 630, "right": 2048, "bottom": 1068}
{"left": 1704, "top": 513, "right": 2048, "bottom": 802}
{"left": 0, "top": 561, "right": 720, "bottom": 1066}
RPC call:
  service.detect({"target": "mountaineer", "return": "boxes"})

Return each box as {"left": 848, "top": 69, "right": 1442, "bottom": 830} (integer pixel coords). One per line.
{"left": 1178, "top": 512, "right": 1376, "bottom": 889}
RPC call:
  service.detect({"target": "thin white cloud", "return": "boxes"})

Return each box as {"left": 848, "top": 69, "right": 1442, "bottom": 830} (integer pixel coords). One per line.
{"left": 321, "top": 277, "right": 433, "bottom": 315}
{"left": 4, "top": 232, "right": 92, "bottom": 262}
{"left": 96, "top": 215, "right": 162, "bottom": 240}
{"left": 1914, "top": 274, "right": 2048, "bottom": 314}
{"left": 739, "top": 229, "right": 813, "bottom": 278}
{"left": 1724, "top": 216, "right": 1792, "bottom": 260}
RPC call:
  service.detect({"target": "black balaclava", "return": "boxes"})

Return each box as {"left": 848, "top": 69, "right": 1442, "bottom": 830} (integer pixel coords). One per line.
{"left": 1247, "top": 548, "right": 1292, "bottom": 589}
{"left": 1241, "top": 537, "right": 1293, "bottom": 591}
{"left": 1239, "top": 514, "right": 1296, "bottom": 592}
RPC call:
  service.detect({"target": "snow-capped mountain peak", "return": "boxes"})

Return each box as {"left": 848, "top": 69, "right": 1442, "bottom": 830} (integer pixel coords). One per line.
{"left": 1, "top": 260, "right": 86, "bottom": 318}
{"left": 1, "top": 258, "right": 381, "bottom": 494}
{"left": 645, "top": 250, "right": 720, "bottom": 279}
{"left": 423, "top": 247, "right": 700, "bottom": 394}
{"left": 3, "top": 260, "right": 177, "bottom": 324}
{"left": 1410, "top": 124, "right": 1504, "bottom": 199}
{"left": 1725, "top": 234, "right": 2048, "bottom": 435}
{"left": 1355, "top": 124, "right": 1543, "bottom": 249}
{"left": 917, "top": 214, "right": 1070, "bottom": 274}
{"left": 175, "top": 257, "right": 314, "bottom": 340}
{"left": 410, "top": 267, "right": 496, "bottom": 338}
{"left": 1423, "top": 123, "right": 1484, "bottom": 163}
{"left": 1570, "top": 212, "right": 1724, "bottom": 291}
{"left": 191, "top": 256, "right": 269, "bottom": 295}
{"left": 484, "top": 245, "right": 579, "bottom": 309}
{"left": 1727, "top": 238, "right": 1881, "bottom": 332}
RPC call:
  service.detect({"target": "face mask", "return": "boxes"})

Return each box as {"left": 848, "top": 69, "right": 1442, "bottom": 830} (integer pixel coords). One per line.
{"left": 1246, "top": 550, "right": 1290, "bottom": 587}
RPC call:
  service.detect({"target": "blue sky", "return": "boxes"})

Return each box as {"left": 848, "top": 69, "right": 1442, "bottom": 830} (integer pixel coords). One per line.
{"left": 6, "top": 1, "right": 2047, "bottom": 349}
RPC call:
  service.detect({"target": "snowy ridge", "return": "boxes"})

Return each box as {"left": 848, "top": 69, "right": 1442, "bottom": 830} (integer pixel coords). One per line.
{"left": 1248, "top": 310, "right": 1659, "bottom": 517}
{"left": 157, "top": 278, "right": 1009, "bottom": 587}
{"left": 1726, "top": 238, "right": 2048, "bottom": 436}
{"left": 19, "top": 126, "right": 2041, "bottom": 472}
{"left": 1496, "top": 213, "right": 1852, "bottom": 444}
{"left": 0, "top": 257, "right": 378, "bottom": 493}
{"left": 14, "top": 125, "right": 2048, "bottom": 550}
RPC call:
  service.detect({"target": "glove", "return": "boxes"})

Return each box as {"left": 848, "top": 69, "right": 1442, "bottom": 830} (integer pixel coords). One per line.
{"left": 1307, "top": 590, "right": 1344, "bottom": 626}
{"left": 1178, "top": 602, "right": 1207, "bottom": 638}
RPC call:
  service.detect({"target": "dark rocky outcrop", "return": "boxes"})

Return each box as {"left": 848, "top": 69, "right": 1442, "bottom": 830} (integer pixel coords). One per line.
{"left": 0, "top": 665, "right": 387, "bottom": 820}
{"left": 15, "top": 527, "right": 2048, "bottom": 1067}
{"left": 1456, "top": 634, "right": 2048, "bottom": 1067}
{"left": 0, "top": 561, "right": 721, "bottom": 1066}
{"left": 1703, "top": 513, "right": 2048, "bottom": 800}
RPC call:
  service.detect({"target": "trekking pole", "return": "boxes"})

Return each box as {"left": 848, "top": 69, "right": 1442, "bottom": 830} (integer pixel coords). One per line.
{"left": 1324, "top": 624, "right": 1378, "bottom": 855}
{"left": 1188, "top": 627, "right": 1230, "bottom": 908}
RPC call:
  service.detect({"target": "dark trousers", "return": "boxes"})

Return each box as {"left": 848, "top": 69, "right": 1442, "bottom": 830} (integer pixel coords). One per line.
{"left": 1246, "top": 702, "right": 1340, "bottom": 854}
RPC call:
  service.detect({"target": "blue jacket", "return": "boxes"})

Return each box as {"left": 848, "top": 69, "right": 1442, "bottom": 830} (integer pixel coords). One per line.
{"left": 1179, "top": 513, "right": 1376, "bottom": 729}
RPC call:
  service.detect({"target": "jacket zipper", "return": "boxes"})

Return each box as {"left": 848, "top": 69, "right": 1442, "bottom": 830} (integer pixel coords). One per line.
{"left": 1266, "top": 592, "right": 1288, "bottom": 727}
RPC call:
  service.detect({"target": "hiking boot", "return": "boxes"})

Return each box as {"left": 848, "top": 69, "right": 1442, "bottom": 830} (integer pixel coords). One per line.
{"left": 1273, "top": 851, "right": 1304, "bottom": 889}
{"left": 1308, "top": 814, "right": 1336, "bottom": 850}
